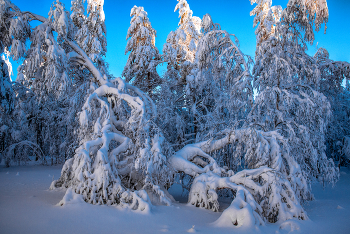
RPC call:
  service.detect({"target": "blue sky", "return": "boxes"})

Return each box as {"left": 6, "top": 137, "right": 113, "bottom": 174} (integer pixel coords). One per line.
{"left": 9, "top": 0, "right": 350, "bottom": 79}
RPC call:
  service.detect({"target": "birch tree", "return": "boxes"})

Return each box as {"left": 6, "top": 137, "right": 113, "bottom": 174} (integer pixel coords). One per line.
{"left": 249, "top": 0, "right": 338, "bottom": 188}
{"left": 0, "top": 0, "right": 175, "bottom": 208}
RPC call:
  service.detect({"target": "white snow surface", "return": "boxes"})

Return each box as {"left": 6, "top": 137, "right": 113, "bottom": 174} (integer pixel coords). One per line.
{"left": 0, "top": 165, "right": 349, "bottom": 234}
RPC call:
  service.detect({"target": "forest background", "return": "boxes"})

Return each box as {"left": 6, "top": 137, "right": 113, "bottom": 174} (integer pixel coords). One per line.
{"left": 8, "top": 0, "right": 350, "bottom": 80}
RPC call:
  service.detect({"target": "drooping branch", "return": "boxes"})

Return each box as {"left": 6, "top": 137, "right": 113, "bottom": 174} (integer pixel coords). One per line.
{"left": 66, "top": 40, "right": 107, "bottom": 85}
{"left": 20, "top": 10, "right": 107, "bottom": 86}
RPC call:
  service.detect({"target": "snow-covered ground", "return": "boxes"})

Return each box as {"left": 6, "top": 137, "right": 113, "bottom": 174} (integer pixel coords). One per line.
{"left": 0, "top": 165, "right": 349, "bottom": 234}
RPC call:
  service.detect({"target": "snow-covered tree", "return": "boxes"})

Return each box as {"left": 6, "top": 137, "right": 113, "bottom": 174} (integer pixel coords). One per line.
{"left": 250, "top": 0, "right": 338, "bottom": 190}
{"left": 66, "top": 0, "right": 111, "bottom": 161}
{"left": 315, "top": 48, "right": 350, "bottom": 164}
{"left": 51, "top": 77, "right": 174, "bottom": 208}
{"left": 194, "top": 14, "right": 254, "bottom": 130}
{"left": 157, "top": 0, "right": 202, "bottom": 152}
{"left": 163, "top": 0, "right": 201, "bottom": 83}
{"left": 158, "top": 13, "right": 253, "bottom": 154}
{"left": 14, "top": 1, "right": 75, "bottom": 164}
{"left": 0, "top": 0, "right": 36, "bottom": 164}
{"left": 17, "top": 1, "right": 73, "bottom": 99}
{"left": 71, "top": 0, "right": 108, "bottom": 74}
{"left": 0, "top": 49, "right": 14, "bottom": 113}
{"left": 122, "top": 6, "right": 161, "bottom": 96}
{"left": 0, "top": 49, "right": 15, "bottom": 161}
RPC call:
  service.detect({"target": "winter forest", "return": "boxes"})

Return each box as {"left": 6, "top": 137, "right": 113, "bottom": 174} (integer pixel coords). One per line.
{"left": 1, "top": 0, "right": 350, "bottom": 233}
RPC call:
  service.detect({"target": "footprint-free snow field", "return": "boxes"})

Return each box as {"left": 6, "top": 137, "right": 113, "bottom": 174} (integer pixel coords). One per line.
{"left": 0, "top": 165, "right": 349, "bottom": 234}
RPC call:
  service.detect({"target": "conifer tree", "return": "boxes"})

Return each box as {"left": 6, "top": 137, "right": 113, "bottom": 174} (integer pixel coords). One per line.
{"left": 122, "top": 6, "right": 160, "bottom": 96}
{"left": 163, "top": 0, "right": 201, "bottom": 83}
{"left": 157, "top": 0, "right": 202, "bottom": 151}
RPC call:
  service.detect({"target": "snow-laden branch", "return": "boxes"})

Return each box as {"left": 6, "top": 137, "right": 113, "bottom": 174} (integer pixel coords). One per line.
{"left": 67, "top": 40, "right": 107, "bottom": 85}
{"left": 169, "top": 126, "right": 309, "bottom": 224}
{"left": 2, "top": 140, "right": 46, "bottom": 166}
{"left": 22, "top": 11, "right": 47, "bottom": 23}
{"left": 19, "top": 10, "right": 107, "bottom": 86}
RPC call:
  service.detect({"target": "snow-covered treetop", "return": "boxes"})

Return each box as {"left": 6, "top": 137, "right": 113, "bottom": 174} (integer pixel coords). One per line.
{"left": 250, "top": 0, "right": 282, "bottom": 46}
{"left": 175, "top": 0, "right": 198, "bottom": 28}
{"left": 250, "top": 0, "right": 329, "bottom": 45}
{"left": 282, "top": 0, "right": 329, "bottom": 43}
{"left": 163, "top": 0, "right": 201, "bottom": 69}
{"left": 48, "top": 1, "right": 74, "bottom": 40}
{"left": 126, "top": 6, "right": 156, "bottom": 49}
{"left": 173, "top": 0, "right": 201, "bottom": 62}
{"left": 87, "top": 0, "right": 105, "bottom": 22}
{"left": 201, "top": 14, "right": 221, "bottom": 34}
{"left": 71, "top": 0, "right": 107, "bottom": 69}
